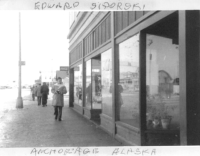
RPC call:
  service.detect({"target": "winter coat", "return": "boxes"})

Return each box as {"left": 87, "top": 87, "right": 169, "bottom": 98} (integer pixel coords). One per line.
{"left": 41, "top": 85, "right": 49, "bottom": 95}
{"left": 51, "top": 83, "right": 67, "bottom": 107}
{"left": 36, "top": 85, "right": 42, "bottom": 97}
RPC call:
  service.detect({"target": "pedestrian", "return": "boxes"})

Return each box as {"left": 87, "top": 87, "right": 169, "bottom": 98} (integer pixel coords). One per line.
{"left": 41, "top": 82, "right": 49, "bottom": 107}
{"left": 36, "top": 84, "right": 42, "bottom": 106}
{"left": 51, "top": 77, "right": 67, "bottom": 121}
{"left": 30, "top": 85, "right": 35, "bottom": 101}
{"left": 34, "top": 85, "right": 37, "bottom": 101}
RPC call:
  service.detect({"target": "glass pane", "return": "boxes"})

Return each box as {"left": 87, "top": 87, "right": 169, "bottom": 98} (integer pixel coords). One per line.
{"left": 101, "top": 49, "right": 112, "bottom": 117}
{"left": 119, "top": 34, "right": 140, "bottom": 127}
{"left": 85, "top": 60, "right": 92, "bottom": 109}
{"left": 92, "top": 56, "right": 102, "bottom": 109}
{"left": 74, "top": 64, "right": 83, "bottom": 106}
{"left": 146, "top": 35, "right": 180, "bottom": 130}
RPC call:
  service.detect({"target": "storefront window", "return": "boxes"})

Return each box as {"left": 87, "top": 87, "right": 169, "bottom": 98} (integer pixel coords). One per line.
{"left": 85, "top": 60, "right": 92, "bottom": 109}
{"left": 74, "top": 64, "right": 82, "bottom": 106}
{"left": 146, "top": 35, "right": 180, "bottom": 130}
{"left": 101, "top": 49, "right": 112, "bottom": 117}
{"left": 119, "top": 34, "right": 140, "bottom": 127}
{"left": 92, "top": 56, "right": 102, "bottom": 109}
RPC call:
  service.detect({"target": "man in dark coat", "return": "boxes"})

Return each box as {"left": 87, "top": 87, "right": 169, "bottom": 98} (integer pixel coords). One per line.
{"left": 41, "top": 82, "right": 49, "bottom": 107}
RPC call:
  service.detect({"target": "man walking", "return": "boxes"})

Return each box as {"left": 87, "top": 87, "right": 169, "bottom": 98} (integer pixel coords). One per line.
{"left": 51, "top": 77, "right": 67, "bottom": 121}
{"left": 41, "top": 82, "right": 49, "bottom": 107}
{"left": 36, "top": 84, "right": 42, "bottom": 106}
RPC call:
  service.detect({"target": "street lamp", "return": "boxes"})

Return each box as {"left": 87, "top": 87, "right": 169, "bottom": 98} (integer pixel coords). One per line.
{"left": 16, "top": 12, "right": 23, "bottom": 108}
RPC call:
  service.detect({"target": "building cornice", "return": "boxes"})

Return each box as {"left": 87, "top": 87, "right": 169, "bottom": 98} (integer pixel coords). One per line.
{"left": 67, "top": 12, "right": 88, "bottom": 39}
{"left": 68, "top": 12, "right": 109, "bottom": 52}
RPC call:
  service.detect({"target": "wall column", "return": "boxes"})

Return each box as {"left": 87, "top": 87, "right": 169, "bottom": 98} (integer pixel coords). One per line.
{"left": 179, "top": 10, "right": 200, "bottom": 145}
{"left": 139, "top": 31, "right": 147, "bottom": 145}
{"left": 111, "top": 12, "right": 118, "bottom": 135}
{"left": 69, "top": 68, "right": 74, "bottom": 107}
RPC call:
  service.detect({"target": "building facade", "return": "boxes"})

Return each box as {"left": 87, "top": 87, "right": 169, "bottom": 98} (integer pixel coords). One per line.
{"left": 67, "top": 11, "right": 200, "bottom": 145}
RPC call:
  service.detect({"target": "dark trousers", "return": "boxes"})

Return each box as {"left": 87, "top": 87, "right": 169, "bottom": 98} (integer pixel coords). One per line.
{"left": 37, "top": 96, "right": 41, "bottom": 105}
{"left": 42, "top": 94, "right": 48, "bottom": 106}
{"left": 54, "top": 106, "right": 63, "bottom": 120}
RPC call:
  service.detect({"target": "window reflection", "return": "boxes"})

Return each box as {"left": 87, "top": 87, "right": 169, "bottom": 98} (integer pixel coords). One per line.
{"left": 85, "top": 60, "right": 92, "bottom": 109}
{"left": 91, "top": 56, "right": 102, "bottom": 109}
{"left": 118, "top": 34, "right": 140, "bottom": 127}
{"left": 101, "top": 49, "right": 112, "bottom": 117}
{"left": 146, "top": 35, "right": 180, "bottom": 130}
{"left": 74, "top": 64, "right": 82, "bottom": 106}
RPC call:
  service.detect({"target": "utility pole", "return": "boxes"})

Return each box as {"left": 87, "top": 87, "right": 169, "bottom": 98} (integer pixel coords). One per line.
{"left": 16, "top": 12, "right": 23, "bottom": 108}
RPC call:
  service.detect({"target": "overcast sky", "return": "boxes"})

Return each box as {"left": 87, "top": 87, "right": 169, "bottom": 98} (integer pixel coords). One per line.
{"left": 0, "top": 11, "right": 70, "bottom": 85}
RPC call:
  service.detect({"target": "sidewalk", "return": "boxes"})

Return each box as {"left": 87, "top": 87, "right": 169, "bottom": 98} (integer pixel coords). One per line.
{"left": 0, "top": 98, "right": 122, "bottom": 147}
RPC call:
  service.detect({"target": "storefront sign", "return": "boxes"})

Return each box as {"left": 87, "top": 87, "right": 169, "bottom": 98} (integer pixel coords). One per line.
{"left": 60, "top": 66, "right": 69, "bottom": 71}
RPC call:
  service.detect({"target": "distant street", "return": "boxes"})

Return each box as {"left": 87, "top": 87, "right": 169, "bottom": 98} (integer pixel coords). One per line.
{"left": 0, "top": 88, "right": 31, "bottom": 113}
{"left": 0, "top": 87, "right": 68, "bottom": 114}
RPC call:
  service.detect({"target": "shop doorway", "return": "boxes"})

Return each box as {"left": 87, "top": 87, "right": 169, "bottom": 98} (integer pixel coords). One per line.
{"left": 91, "top": 55, "right": 102, "bottom": 124}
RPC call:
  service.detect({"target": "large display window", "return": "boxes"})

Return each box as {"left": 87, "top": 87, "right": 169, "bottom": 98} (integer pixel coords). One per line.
{"left": 118, "top": 34, "right": 140, "bottom": 127}
{"left": 146, "top": 34, "right": 180, "bottom": 131}
{"left": 101, "top": 49, "right": 112, "bottom": 117}
{"left": 91, "top": 56, "right": 102, "bottom": 109}
{"left": 85, "top": 60, "right": 92, "bottom": 109}
{"left": 74, "top": 64, "right": 83, "bottom": 106}
{"left": 85, "top": 57, "right": 103, "bottom": 110}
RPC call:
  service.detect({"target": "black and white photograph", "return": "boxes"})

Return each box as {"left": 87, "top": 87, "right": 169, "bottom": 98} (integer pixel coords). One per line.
{"left": 0, "top": 0, "right": 200, "bottom": 156}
